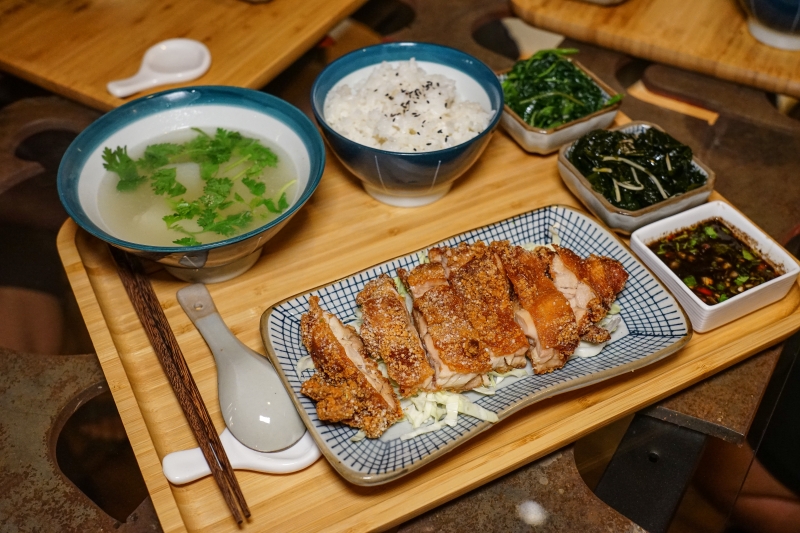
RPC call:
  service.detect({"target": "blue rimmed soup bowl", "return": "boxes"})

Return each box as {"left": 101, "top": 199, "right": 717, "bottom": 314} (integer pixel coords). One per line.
{"left": 58, "top": 86, "right": 325, "bottom": 283}
{"left": 311, "top": 42, "right": 503, "bottom": 207}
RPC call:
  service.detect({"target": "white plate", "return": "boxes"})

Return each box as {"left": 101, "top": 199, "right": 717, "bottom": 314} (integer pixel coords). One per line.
{"left": 260, "top": 205, "right": 692, "bottom": 485}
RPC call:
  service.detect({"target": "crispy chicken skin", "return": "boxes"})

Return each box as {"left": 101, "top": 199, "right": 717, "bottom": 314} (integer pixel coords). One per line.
{"left": 490, "top": 241, "right": 579, "bottom": 374}
{"left": 398, "top": 262, "right": 491, "bottom": 391}
{"left": 356, "top": 274, "right": 434, "bottom": 397}
{"left": 548, "top": 246, "right": 611, "bottom": 343}
{"left": 429, "top": 242, "right": 529, "bottom": 373}
{"left": 300, "top": 296, "right": 403, "bottom": 438}
{"left": 550, "top": 246, "right": 627, "bottom": 341}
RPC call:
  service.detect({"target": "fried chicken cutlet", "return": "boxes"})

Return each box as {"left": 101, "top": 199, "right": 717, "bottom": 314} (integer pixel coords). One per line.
{"left": 357, "top": 274, "right": 434, "bottom": 397}
{"left": 429, "top": 242, "right": 529, "bottom": 373}
{"left": 398, "top": 262, "right": 491, "bottom": 391}
{"left": 490, "top": 241, "right": 579, "bottom": 374}
{"left": 300, "top": 296, "right": 403, "bottom": 438}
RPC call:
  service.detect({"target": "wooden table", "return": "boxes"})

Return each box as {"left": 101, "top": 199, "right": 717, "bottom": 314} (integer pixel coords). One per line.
{"left": 56, "top": 114, "right": 800, "bottom": 531}
{"left": 0, "top": 0, "right": 367, "bottom": 111}
{"left": 510, "top": 0, "right": 800, "bottom": 99}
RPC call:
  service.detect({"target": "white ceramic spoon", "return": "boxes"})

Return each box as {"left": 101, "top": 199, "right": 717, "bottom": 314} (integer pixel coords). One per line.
{"left": 176, "top": 283, "right": 306, "bottom": 452}
{"left": 107, "top": 38, "right": 211, "bottom": 98}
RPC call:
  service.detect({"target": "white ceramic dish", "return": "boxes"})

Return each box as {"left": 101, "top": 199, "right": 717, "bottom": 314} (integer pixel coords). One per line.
{"left": 161, "top": 428, "right": 320, "bottom": 484}
{"left": 630, "top": 201, "right": 800, "bottom": 332}
{"left": 558, "top": 121, "right": 715, "bottom": 234}
{"left": 260, "top": 205, "right": 691, "bottom": 485}
{"left": 498, "top": 60, "right": 621, "bottom": 155}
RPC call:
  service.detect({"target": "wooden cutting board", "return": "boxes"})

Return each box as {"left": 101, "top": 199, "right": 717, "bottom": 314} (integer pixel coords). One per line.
{"left": 57, "top": 121, "right": 800, "bottom": 532}
{"left": 0, "top": 0, "right": 367, "bottom": 111}
{"left": 510, "top": 0, "right": 800, "bottom": 99}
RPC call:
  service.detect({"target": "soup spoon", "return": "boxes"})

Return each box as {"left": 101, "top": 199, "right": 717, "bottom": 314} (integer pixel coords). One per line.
{"left": 177, "top": 283, "right": 306, "bottom": 452}
{"left": 107, "top": 38, "right": 211, "bottom": 98}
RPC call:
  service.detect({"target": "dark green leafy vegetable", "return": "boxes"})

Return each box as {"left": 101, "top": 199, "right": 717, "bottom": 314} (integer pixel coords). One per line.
{"left": 103, "top": 128, "right": 293, "bottom": 246}
{"left": 501, "top": 49, "right": 622, "bottom": 130}
{"left": 647, "top": 218, "right": 781, "bottom": 305}
{"left": 567, "top": 127, "right": 707, "bottom": 210}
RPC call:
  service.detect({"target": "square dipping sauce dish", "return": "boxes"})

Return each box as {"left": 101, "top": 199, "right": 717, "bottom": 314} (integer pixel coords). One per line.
{"left": 630, "top": 201, "right": 800, "bottom": 333}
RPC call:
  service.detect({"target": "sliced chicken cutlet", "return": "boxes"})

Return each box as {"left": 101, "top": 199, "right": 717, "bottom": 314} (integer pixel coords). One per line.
{"left": 490, "top": 241, "right": 579, "bottom": 374}
{"left": 356, "top": 274, "right": 434, "bottom": 397}
{"left": 549, "top": 246, "right": 628, "bottom": 343}
{"left": 429, "top": 242, "right": 529, "bottom": 373}
{"left": 398, "top": 262, "right": 491, "bottom": 392}
{"left": 300, "top": 296, "right": 403, "bottom": 438}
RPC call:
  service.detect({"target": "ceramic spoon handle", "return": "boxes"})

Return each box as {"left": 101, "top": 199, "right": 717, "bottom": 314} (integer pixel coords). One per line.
{"left": 176, "top": 283, "right": 246, "bottom": 360}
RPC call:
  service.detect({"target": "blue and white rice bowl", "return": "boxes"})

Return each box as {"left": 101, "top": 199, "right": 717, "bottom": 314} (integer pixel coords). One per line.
{"left": 58, "top": 86, "right": 325, "bottom": 283}
{"left": 311, "top": 42, "right": 503, "bottom": 208}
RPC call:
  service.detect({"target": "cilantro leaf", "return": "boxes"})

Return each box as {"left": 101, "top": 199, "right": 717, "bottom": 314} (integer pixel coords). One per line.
{"left": 205, "top": 210, "right": 253, "bottom": 236}
{"left": 200, "top": 178, "right": 233, "bottom": 209}
{"left": 173, "top": 236, "right": 201, "bottom": 246}
{"left": 151, "top": 168, "right": 187, "bottom": 197}
{"left": 103, "top": 146, "right": 145, "bottom": 191}
{"left": 277, "top": 192, "right": 289, "bottom": 211}
{"left": 242, "top": 176, "right": 266, "bottom": 197}
{"left": 138, "top": 143, "right": 184, "bottom": 172}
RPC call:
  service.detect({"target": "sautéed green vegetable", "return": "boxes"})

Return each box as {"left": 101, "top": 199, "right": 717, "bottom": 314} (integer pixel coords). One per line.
{"left": 501, "top": 48, "right": 622, "bottom": 130}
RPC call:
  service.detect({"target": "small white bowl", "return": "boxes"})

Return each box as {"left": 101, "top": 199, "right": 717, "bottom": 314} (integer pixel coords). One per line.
{"left": 498, "top": 60, "right": 621, "bottom": 155}
{"left": 558, "top": 121, "right": 715, "bottom": 235}
{"left": 630, "top": 201, "right": 800, "bottom": 332}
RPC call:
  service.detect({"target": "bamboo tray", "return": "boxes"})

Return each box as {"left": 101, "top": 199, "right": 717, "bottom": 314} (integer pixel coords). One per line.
{"left": 57, "top": 124, "right": 800, "bottom": 532}
{"left": 510, "top": 0, "right": 800, "bottom": 100}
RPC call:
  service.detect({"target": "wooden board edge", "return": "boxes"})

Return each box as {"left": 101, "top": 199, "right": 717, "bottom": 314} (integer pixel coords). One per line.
{"left": 57, "top": 220, "right": 189, "bottom": 533}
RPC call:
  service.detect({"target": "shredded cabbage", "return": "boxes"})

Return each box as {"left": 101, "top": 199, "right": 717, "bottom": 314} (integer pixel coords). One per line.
{"left": 296, "top": 355, "right": 315, "bottom": 373}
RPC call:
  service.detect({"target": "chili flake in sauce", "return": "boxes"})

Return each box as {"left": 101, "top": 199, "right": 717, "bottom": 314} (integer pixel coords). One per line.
{"left": 648, "top": 218, "right": 781, "bottom": 305}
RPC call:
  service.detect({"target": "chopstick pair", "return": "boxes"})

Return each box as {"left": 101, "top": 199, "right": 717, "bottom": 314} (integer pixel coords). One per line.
{"left": 110, "top": 247, "right": 250, "bottom": 524}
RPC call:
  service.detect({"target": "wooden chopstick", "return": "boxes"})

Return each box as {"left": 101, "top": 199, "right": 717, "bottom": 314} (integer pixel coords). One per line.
{"left": 109, "top": 247, "right": 250, "bottom": 524}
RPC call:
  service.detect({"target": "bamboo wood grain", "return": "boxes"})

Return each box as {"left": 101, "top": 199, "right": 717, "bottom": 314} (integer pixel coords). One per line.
{"left": 510, "top": 0, "right": 800, "bottom": 99}
{"left": 0, "top": 0, "right": 368, "bottom": 111}
{"left": 109, "top": 248, "right": 249, "bottom": 523}
{"left": 57, "top": 122, "right": 800, "bottom": 532}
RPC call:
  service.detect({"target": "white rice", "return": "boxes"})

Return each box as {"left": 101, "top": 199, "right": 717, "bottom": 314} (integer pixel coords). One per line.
{"left": 323, "top": 59, "right": 492, "bottom": 153}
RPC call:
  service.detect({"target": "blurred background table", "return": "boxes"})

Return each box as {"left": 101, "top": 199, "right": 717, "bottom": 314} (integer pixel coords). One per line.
{"left": 0, "top": 0, "right": 369, "bottom": 111}
{"left": 510, "top": 0, "right": 800, "bottom": 100}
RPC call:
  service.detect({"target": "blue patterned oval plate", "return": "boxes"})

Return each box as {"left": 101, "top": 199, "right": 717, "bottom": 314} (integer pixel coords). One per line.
{"left": 259, "top": 205, "right": 692, "bottom": 485}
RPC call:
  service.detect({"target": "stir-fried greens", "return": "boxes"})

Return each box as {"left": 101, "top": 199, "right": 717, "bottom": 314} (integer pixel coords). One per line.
{"left": 501, "top": 48, "right": 622, "bottom": 130}
{"left": 567, "top": 127, "right": 707, "bottom": 211}
{"left": 648, "top": 219, "right": 781, "bottom": 305}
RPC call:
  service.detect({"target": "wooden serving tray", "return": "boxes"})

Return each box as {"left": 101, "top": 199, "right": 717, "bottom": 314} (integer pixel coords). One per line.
{"left": 510, "top": 0, "right": 800, "bottom": 100}
{"left": 57, "top": 123, "right": 800, "bottom": 532}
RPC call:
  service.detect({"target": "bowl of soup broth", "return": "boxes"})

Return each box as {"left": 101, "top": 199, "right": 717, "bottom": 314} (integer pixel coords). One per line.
{"left": 58, "top": 86, "right": 325, "bottom": 282}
